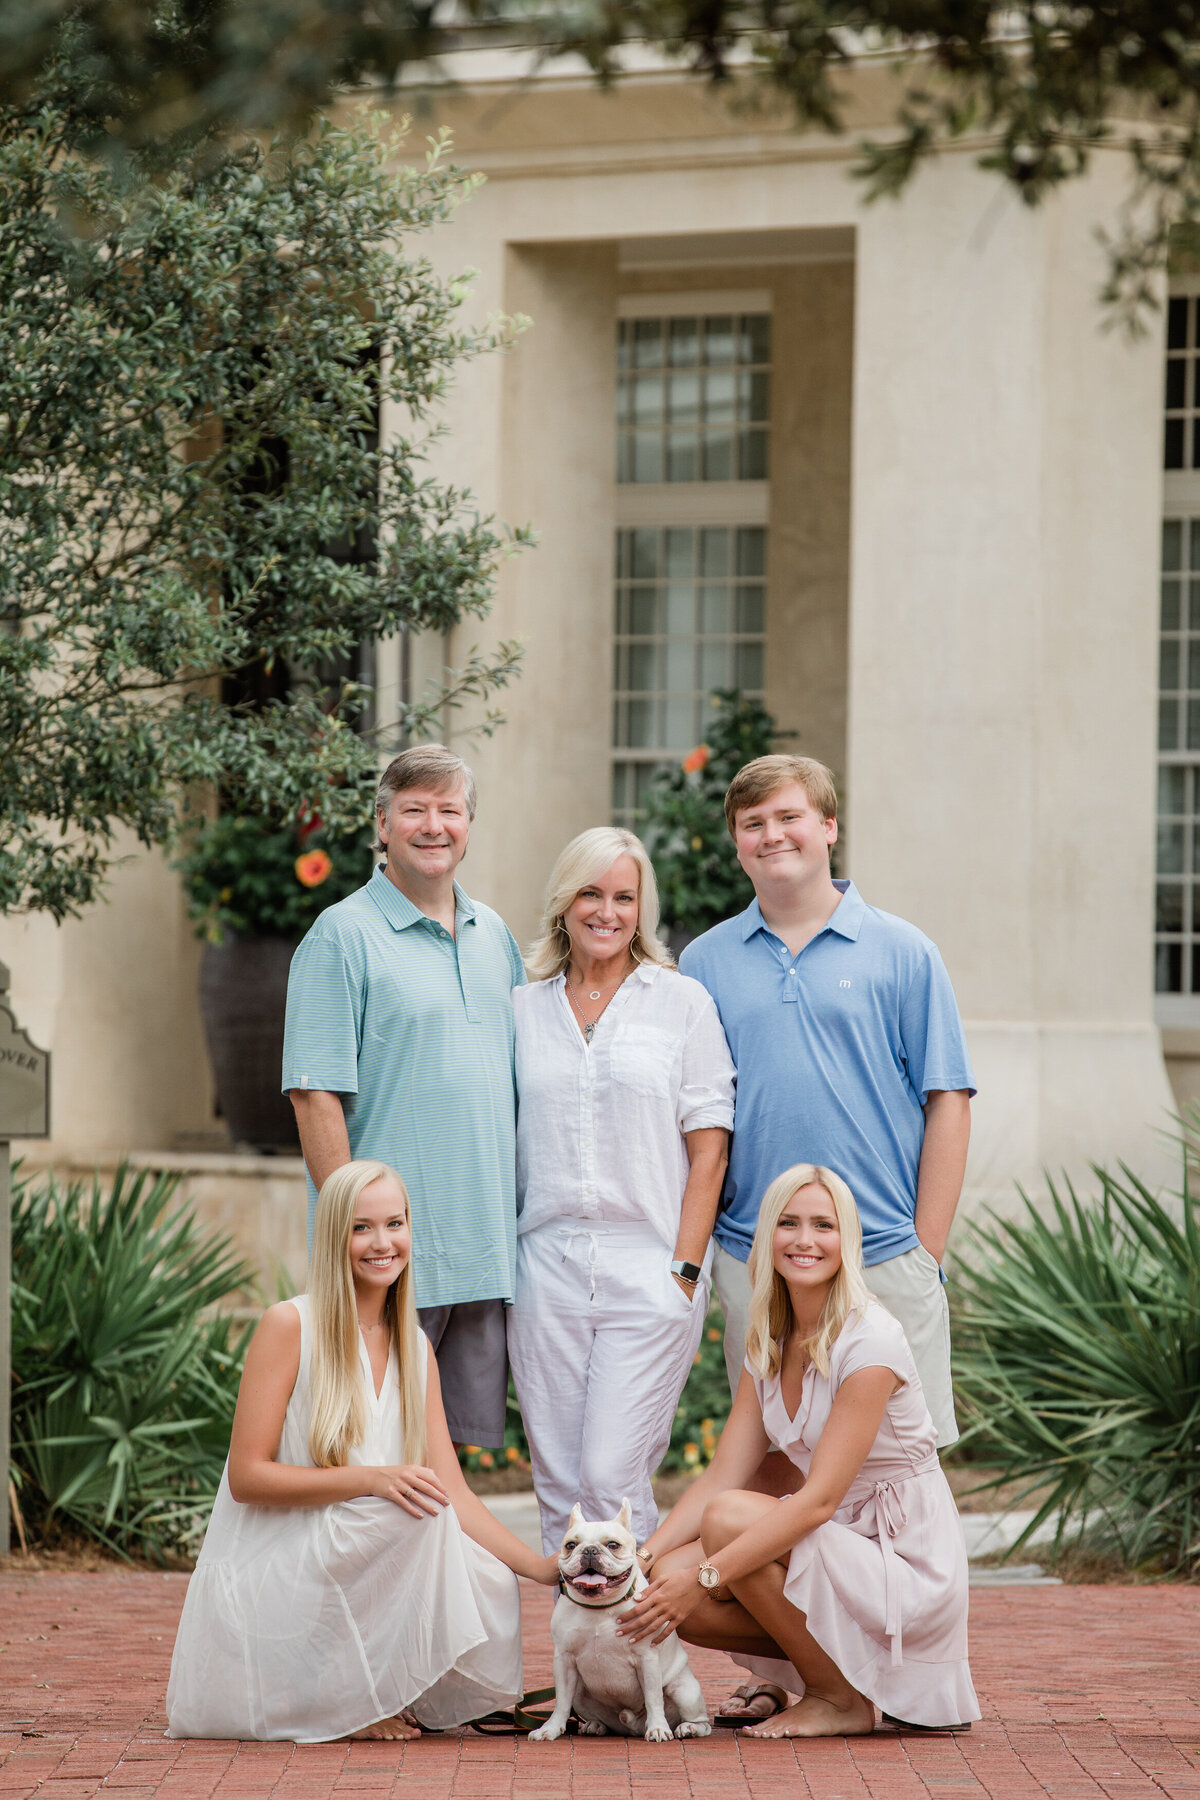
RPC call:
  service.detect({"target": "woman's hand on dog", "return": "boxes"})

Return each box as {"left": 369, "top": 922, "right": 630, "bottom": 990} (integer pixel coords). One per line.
{"left": 617, "top": 1569, "right": 702, "bottom": 1646}
{"left": 365, "top": 1465, "right": 450, "bottom": 1517}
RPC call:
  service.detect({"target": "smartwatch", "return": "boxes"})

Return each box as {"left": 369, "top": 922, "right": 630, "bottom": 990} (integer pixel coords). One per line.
{"left": 670, "top": 1259, "right": 703, "bottom": 1283}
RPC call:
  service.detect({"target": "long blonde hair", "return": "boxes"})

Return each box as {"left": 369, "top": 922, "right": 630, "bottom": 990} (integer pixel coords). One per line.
{"left": 307, "top": 1160, "right": 427, "bottom": 1468}
{"left": 525, "top": 826, "right": 675, "bottom": 982}
{"left": 744, "top": 1164, "right": 873, "bottom": 1381}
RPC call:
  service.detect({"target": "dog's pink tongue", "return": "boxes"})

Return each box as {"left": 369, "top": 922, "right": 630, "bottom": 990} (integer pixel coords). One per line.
{"left": 572, "top": 1573, "right": 609, "bottom": 1591}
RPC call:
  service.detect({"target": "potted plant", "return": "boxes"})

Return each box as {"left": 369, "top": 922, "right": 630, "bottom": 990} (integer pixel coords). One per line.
{"left": 176, "top": 808, "right": 372, "bottom": 1151}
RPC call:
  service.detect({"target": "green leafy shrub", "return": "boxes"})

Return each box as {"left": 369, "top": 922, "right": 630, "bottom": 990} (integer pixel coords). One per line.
{"left": 175, "top": 811, "right": 373, "bottom": 942}
{"left": 641, "top": 690, "right": 785, "bottom": 939}
{"left": 951, "top": 1148, "right": 1200, "bottom": 1577}
{"left": 9, "top": 1163, "right": 255, "bottom": 1561}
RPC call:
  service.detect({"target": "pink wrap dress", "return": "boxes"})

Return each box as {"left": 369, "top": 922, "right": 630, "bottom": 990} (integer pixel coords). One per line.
{"left": 741, "top": 1300, "right": 980, "bottom": 1728}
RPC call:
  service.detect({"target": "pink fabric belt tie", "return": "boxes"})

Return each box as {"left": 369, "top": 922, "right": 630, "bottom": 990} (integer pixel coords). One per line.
{"left": 872, "top": 1481, "right": 908, "bottom": 1667}
{"left": 844, "top": 1461, "right": 939, "bottom": 1668}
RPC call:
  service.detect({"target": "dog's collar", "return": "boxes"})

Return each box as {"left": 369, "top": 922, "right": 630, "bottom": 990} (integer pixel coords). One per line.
{"left": 558, "top": 1572, "right": 638, "bottom": 1609}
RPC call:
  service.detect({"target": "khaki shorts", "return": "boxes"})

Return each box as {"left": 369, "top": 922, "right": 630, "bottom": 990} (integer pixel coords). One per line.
{"left": 711, "top": 1239, "right": 959, "bottom": 1449}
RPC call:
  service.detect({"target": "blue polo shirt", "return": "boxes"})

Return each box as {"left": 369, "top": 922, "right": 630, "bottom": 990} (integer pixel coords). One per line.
{"left": 679, "top": 881, "right": 975, "bottom": 1267}
{"left": 281, "top": 865, "right": 525, "bottom": 1308}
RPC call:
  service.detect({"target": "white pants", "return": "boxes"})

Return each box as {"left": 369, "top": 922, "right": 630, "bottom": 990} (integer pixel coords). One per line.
{"left": 712, "top": 1240, "right": 959, "bottom": 1449}
{"left": 507, "top": 1222, "right": 709, "bottom": 1551}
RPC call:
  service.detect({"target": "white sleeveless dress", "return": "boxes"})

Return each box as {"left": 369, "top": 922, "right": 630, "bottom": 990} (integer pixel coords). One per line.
{"left": 166, "top": 1296, "right": 523, "bottom": 1741}
{"left": 739, "top": 1302, "right": 980, "bottom": 1729}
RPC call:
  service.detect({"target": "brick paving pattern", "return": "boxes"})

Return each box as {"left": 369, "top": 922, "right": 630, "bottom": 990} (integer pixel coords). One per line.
{"left": 0, "top": 1572, "right": 1197, "bottom": 1799}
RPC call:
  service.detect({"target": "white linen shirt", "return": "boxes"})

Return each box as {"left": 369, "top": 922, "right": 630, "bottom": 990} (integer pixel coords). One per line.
{"left": 514, "top": 961, "right": 736, "bottom": 1255}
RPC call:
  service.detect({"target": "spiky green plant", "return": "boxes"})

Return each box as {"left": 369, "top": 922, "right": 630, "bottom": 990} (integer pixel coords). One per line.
{"left": 9, "top": 1162, "right": 255, "bottom": 1560}
{"left": 951, "top": 1139, "right": 1200, "bottom": 1578}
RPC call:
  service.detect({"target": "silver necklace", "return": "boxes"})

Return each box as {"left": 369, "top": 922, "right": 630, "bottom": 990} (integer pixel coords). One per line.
{"left": 566, "top": 966, "right": 631, "bottom": 1043}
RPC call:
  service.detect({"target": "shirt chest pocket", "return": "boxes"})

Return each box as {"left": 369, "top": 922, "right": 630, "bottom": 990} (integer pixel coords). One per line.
{"left": 608, "top": 1023, "right": 676, "bottom": 1100}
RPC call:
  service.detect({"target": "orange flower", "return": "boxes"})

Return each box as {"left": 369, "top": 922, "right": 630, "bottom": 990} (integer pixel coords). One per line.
{"left": 479, "top": 1451, "right": 495, "bottom": 1469}
{"left": 295, "top": 849, "right": 333, "bottom": 888}
{"left": 682, "top": 744, "right": 710, "bottom": 774}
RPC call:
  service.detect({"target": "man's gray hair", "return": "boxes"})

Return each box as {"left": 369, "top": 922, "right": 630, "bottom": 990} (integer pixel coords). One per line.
{"left": 373, "top": 745, "right": 477, "bottom": 852}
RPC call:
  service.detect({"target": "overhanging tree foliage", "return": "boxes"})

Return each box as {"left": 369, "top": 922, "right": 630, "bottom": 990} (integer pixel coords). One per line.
{"left": 0, "top": 106, "right": 525, "bottom": 919}
{"left": 4, "top": 2, "right": 1200, "bottom": 312}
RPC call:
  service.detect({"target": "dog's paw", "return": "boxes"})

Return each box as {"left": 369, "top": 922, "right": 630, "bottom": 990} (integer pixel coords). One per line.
{"left": 644, "top": 1724, "right": 674, "bottom": 1743}
{"left": 575, "top": 1720, "right": 608, "bottom": 1736}
{"left": 675, "top": 1721, "right": 712, "bottom": 1738}
{"left": 527, "top": 1722, "right": 565, "bottom": 1742}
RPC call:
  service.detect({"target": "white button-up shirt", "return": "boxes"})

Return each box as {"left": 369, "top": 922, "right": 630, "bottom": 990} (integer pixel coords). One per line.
{"left": 514, "top": 961, "right": 736, "bottom": 1255}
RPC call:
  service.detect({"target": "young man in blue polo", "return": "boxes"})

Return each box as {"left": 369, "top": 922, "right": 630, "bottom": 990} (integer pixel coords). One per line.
{"left": 680, "top": 753, "right": 975, "bottom": 1449}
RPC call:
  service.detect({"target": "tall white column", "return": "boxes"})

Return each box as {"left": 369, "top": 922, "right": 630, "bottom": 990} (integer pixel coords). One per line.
{"left": 846, "top": 155, "right": 1178, "bottom": 1211}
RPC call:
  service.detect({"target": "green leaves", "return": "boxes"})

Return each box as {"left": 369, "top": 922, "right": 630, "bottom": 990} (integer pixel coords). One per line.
{"left": 174, "top": 810, "right": 374, "bottom": 940}
{"left": 643, "top": 689, "right": 787, "bottom": 938}
{"left": 0, "top": 110, "right": 524, "bottom": 918}
{"left": 952, "top": 1128, "right": 1200, "bottom": 1577}
{"left": 9, "top": 1161, "right": 257, "bottom": 1560}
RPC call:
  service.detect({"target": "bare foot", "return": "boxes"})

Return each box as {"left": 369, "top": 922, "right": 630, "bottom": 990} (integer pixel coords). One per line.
{"left": 716, "top": 1681, "right": 790, "bottom": 1722}
{"left": 349, "top": 1714, "right": 422, "bottom": 1741}
{"left": 742, "top": 1691, "right": 875, "bottom": 1739}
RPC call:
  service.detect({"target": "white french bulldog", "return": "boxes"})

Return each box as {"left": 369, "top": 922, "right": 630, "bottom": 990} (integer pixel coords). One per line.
{"left": 529, "top": 1499, "right": 712, "bottom": 1744}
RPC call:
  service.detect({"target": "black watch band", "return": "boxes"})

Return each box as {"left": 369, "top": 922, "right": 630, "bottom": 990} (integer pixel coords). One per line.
{"left": 670, "top": 1259, "right": 703, "bottom": 1283}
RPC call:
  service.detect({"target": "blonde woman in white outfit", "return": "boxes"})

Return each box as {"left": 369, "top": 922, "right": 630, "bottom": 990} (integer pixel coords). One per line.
{"left": 508, "top": 827, "right": 736, "bottom": 1552}
{"left": 166, "top": 1161, "right": 557, "bottom": 1743}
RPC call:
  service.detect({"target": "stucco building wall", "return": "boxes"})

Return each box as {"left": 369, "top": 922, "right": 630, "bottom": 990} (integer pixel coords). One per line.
{"left": 6, "top": 62, "right": 1184, "bottom": 1226}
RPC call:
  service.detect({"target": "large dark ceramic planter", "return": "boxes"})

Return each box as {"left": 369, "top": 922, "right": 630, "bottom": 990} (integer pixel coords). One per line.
{"left": 199, "top": 936, "right": 301, "bottom": 1152}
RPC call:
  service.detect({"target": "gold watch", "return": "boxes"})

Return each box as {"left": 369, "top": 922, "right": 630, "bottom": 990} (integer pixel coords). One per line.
{"left": 697, "top": 1559, "right": 721, "bottom": 1592}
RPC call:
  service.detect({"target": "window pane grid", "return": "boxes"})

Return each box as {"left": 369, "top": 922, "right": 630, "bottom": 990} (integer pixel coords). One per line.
{"left": 1157, "top": 500, "right": 1200, "bottom": 989}
{"left": 1164, "top": 294, "right": 1200, "bottom": 471}
{"left": 613, "top": 523, "right": 766, "bottom": 828}
{"left": 616, "top": 314, "right": 771, "bottom": 485}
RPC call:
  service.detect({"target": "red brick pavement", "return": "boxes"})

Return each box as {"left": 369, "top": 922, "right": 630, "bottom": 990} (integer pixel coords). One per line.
{"left": 0, "top": 1571, "right": 1197, "bottom": 1799}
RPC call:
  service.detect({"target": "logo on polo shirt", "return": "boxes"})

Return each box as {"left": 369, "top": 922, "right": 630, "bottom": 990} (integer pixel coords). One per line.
{"left": 839, "top": 979, "right": 851, "bottom": 989}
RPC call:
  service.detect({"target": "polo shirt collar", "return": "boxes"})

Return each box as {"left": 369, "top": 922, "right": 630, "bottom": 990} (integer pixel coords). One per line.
{"left": 740, "top": 879, "right": 865, "bottom": 945}
{"left": 365, "top": 864, "right": 477, "bottom": 932}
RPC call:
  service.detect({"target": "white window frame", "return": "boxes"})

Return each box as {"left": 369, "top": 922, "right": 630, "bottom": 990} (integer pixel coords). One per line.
{"left": 1156, "top": 274, "right": 1200, "bottom": 1025}
{"left": 612, "top": 294, "right": 771, "bottom": 828}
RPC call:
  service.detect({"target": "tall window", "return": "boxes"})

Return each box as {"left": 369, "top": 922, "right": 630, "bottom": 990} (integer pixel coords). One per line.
{"left": 1157, "top": 284, "right": 1200, "bottom": 1012}
{"left": 612, "top": 296, "right": 770, "bottom": 830}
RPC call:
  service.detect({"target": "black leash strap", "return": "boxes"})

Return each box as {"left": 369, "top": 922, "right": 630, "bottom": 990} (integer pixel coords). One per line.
{"left": 469, "top": 1686, "right": 572, "bottom": 1737}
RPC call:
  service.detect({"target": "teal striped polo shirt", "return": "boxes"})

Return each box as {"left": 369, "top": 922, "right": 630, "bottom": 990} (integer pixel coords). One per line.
{"left": 282, "top": 864, "right": 525, "bottom": 1308}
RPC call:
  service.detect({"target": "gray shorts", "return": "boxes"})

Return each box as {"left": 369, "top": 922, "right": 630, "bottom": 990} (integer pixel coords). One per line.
{"left": 711, "top": 1239, "right": 959, "bottom": 1449}
{"left": 418, "top": 1298, "right": 509, "bottom": 1448}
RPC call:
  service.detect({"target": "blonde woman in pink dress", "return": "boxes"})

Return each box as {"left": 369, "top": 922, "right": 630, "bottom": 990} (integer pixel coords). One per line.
{"left": 620, "top": 1162, "right": 979, "bottom": 1738}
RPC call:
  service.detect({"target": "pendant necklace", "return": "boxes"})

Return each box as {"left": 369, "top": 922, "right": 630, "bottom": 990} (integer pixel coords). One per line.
{"left": 566, "top": 966, "right": 631, "bottom": 1043}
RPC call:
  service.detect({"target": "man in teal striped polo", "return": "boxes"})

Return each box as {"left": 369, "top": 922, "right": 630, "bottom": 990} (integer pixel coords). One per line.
{"left": 283, "top": 743, "right": 524, "bottom": 1448}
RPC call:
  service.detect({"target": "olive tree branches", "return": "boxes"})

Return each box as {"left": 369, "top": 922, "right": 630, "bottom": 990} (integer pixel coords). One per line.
{"left": 0, "top": 107, "right": 525, "bottom": 917}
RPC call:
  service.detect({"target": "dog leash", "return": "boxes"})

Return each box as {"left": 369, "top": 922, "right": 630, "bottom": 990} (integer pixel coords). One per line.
{"left": 469, "top": 1686, "right": 566, "bottom": 1736}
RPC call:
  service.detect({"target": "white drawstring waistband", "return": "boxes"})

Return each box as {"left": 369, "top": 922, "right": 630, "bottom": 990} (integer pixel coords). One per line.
{"left": 559, "top": 1228, "right": 601, "bottom": 1303}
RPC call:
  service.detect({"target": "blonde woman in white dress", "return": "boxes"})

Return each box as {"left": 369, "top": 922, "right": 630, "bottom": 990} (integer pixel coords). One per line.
{"left": 166, "top": 1160, "right": 558, "bottom": 1744}
{"left": 620, "top": 1163, "right": 980, "bottom": 1738}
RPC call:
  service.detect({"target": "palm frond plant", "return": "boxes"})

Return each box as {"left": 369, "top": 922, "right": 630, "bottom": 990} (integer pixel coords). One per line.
{"left": 9, "top": 1162, "right": 256, "bottom": 1561}
{"left": 951, "top": 1132, "right": 1200, "bottom": 1578}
